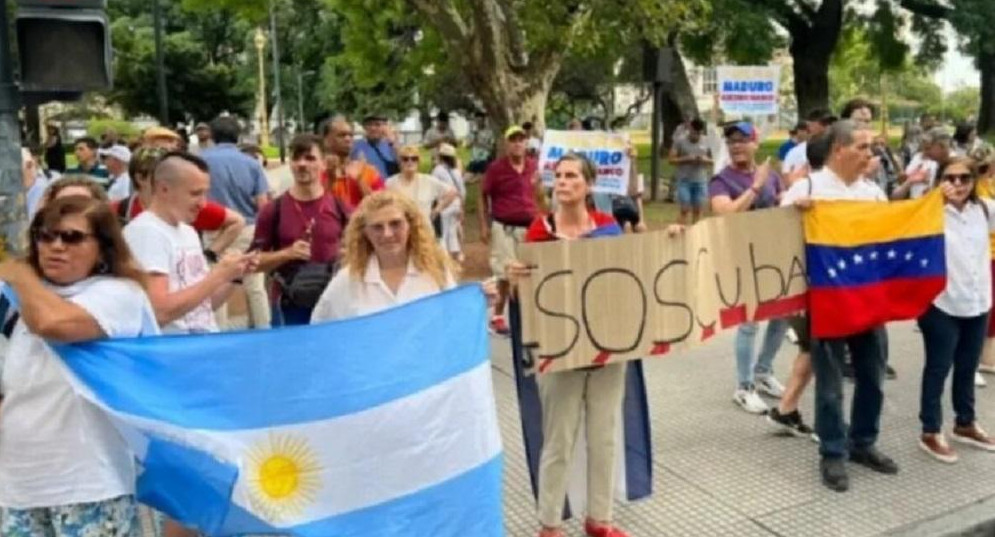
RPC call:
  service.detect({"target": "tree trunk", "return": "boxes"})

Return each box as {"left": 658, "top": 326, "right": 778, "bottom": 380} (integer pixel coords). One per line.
{"left": 662, "top": 46, "right": 699, "bottom": 151}
{"left": 786, "top": 0, "right": 842, "bottom": 116}
{"left": 792, "top": 48, "right": 832, "bottom": 117}
{"left": 978, "top": 51, "right": 995, "bottom": 135}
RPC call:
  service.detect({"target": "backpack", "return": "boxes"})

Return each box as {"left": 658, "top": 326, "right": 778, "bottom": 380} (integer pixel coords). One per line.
{"left": 270, "top": 193, "right": 349, "bottom": 310}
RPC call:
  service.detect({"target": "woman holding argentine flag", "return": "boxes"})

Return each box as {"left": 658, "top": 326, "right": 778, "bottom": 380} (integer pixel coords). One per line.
{"left": 916, "top": 156, "right": 995, "bottom": 463}
{"left": 507, "top": 153, "right": 683, "bottom": 537}
{"left": 0, "top": 196, "right": 159, "bottom": 537}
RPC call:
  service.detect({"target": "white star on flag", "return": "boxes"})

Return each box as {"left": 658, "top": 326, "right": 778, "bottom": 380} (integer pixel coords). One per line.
{"left": 905, "top": 252, "right": 914, "bottom": 261}
{"left": 838, "top": 259, "right": 847, "bottom": 270}
{"left": 921, "top": 259, "right": 929, "bottom": 267}
{"left": 828, "top": 268, "right": 838, "bottom": 278}
{"left": 869, "top": 251, "right": 878, "bottom": 261}
{"left": 853, "top": 254, "right": 864, "bottom": 264}
{"left": 887, "top": 250, "right": 897, "bottom": 259}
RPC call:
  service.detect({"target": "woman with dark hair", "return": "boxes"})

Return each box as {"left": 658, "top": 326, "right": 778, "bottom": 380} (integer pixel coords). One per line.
{"left": 0, "top": 197, "right": 158, "bottom": 536}
{"left": 44, "top": 124, "right": 66, "bottom": 173}
{"left": 431, "top": 143, "right": 467, "bottom": 261}
{"left": 508, "top": 153, "right": 681, "bottom": 537}
{"left": 917, "top": 156, "right": 995, "bottom": 463}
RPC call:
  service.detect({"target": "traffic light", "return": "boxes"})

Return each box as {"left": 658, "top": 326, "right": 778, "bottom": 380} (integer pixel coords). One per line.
{"left": 15, "top": 0, "right": 112, "bottom": 93}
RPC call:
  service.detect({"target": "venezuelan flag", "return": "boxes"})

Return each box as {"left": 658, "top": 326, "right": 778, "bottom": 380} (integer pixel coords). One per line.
{"left": 805, "top": 191, "right": 946, "bottom": 338}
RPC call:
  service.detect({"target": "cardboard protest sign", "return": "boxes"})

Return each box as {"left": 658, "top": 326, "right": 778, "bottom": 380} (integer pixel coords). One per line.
{"left": 717, "top": 65, "right": 781, "bottom": 116}
{"left": 538, "top": 130, "right": 631, "bottom": 196}
{"left": 516, "top": 207, "right": 807, "bottom": 374}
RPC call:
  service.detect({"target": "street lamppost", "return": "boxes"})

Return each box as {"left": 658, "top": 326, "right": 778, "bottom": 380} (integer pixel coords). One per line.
{"left": 254, "top": 27, "right": 270, "bottom": 148}
{"left": 296, "top": 65, "right": 315, "bottom": 132}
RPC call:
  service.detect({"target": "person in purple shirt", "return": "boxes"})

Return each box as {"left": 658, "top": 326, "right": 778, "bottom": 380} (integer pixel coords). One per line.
{"left": 708, "top": 122, "right": 789, "bottom": 415}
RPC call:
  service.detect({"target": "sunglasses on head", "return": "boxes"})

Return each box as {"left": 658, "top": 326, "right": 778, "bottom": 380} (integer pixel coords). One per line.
{"left": 400, "top": 156, "right": 420, "bottom": 163}
{"left": 33, "top": 228, "right": 94, "bottom": 245}
{"left": 941, "top": 173, "right": 973, "bottom": 185}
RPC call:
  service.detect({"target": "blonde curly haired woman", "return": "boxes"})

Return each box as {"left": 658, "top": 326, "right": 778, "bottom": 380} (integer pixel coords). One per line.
{"left": 311, "top": 190, "right": 492, "bottom": 322}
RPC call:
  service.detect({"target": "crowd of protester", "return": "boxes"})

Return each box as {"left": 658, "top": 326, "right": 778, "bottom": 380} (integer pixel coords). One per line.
{"left": 2, "top": 98, "right": 995, "bottom": 537}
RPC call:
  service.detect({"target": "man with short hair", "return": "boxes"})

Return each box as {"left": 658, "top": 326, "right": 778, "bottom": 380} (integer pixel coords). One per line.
{"left": 352, "top": 114, "right": 399, "bottom": 178}
{"left": 781, "top": 120, "right": 896, "bottom": 493}
{"left": 669, "top": 118, "right": 712, "bottom": 224}
{"left": 320, "top": 116, "right": 384, "bottom": 208}
{"left": 202, "top": 116, "right": 273, "bottom": 329}
{"left": 841, "top": 98, "right": 874, "bottom": 127}
{"left": 782, "top": 109, "right": 839, "bottom": 177}
{"left": 124, "top": 153, "right": 256, "bottom": 334}
{"left": 254, "top": 135, "right": 350, "bottom": 326}
{"left": 99, "top": 145, "right": 132, "bottom": 202}
{"left": 892, "top": 127, "right": 951, "bottom": 200}
{"left": 480, "top": 125, "right": 540, "bottom": 335}
{"left": 67, "top": 137, "right": 109, "bottom": 186}
{"left": 423, "top": 111, "right": 458, "bottom": 158}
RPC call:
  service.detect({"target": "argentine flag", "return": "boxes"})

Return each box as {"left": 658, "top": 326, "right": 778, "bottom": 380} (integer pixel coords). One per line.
{"left": 52, "top": 285, "right": 503, "bottom": 536}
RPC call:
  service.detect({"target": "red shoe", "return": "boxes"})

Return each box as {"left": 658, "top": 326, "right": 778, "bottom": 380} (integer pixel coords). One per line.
{"left": 489, "top": 316, "right": 510, "bottom": 336}
{"left": 585, "top": 519, "right": 630, "bottom": 537}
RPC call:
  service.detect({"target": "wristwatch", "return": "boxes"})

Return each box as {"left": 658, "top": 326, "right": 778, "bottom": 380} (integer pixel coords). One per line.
{"left": 203, "top": 249, "right": 219, "bottom": 264}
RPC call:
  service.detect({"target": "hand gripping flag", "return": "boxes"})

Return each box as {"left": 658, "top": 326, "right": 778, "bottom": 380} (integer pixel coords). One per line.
{"left": 804, "top": 191, "right": 946, "bottom": 338}
{"left": 50, "top": 285, "right": 503, "bottom": 537}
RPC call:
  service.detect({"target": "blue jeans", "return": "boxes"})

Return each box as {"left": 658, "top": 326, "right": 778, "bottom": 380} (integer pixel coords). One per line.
{"left": 917, "top": 305, "right": 988, "bottom": 434}
{"left": 735, "top": 319, "right": 789, "bottom": 389}
{"left": 676, "top": 179, "right": 707, "bottom": 208}
{"left": 271, "top": 301, "right": 313, "bottom": 327}
{"left": 812, "top": 329, "right": 885, "bottom": 459}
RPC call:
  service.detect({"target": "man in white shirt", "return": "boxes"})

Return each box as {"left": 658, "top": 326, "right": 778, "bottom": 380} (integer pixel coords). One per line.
{"left": 99, "top": 145, "right": 132, "bottom": 202}
{"left": 124, "top": 153, "right": 256, "bottom": 335}
{"left": 892, "top": 128, "right": 951, "bottom": 200}
{"left": 781, "top": 108, "right": 838, "bottom": 179}
{"left": 781, "top": 120, "right": 897, "bottom": 493}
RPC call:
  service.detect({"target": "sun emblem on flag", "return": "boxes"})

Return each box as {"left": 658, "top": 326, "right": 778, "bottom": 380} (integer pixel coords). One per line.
{"left": 246, "top": 433, "right": 322, "bottom": 523}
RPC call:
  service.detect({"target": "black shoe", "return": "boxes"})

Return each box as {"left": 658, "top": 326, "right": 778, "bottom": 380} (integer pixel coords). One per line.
{"left": 767, "top": 408, "right": 820, "bottom": 443}
{"left": 821, "top": 458, "right": 849, "bottom": 492}
{"left": 849, "top": 447, "right": 899, "bottom": 474}
{"left": 886, "top": 365, "right": 897, "bottom": 380}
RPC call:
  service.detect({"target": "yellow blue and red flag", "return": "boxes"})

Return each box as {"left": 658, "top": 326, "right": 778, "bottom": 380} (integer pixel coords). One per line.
{"left": 805, "top": 191, "right": 946, "bottom": 338}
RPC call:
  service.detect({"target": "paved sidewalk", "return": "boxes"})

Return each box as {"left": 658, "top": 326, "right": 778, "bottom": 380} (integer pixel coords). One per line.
{"left": 492, "top": 321, "right": 995, "bottom": 537}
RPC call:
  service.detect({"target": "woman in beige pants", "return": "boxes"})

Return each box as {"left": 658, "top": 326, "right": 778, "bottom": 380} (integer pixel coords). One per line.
{"left": 510, "top": 153, "right": 680, "bottom": 537}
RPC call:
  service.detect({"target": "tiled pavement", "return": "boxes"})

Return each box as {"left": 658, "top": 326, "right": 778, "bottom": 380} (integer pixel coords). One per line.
{"left": 492, "top": 321, "right": 995, "bottom": 537}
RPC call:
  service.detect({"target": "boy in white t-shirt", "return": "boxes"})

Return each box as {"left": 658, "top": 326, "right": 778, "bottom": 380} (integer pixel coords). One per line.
{"left": 124, "top": 153, "right": 255, "bottom": 335}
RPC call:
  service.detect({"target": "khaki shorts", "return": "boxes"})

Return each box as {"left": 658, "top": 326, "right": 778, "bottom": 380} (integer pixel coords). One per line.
{"left": 489, "top": 222, "right": 528, "bottom": 279}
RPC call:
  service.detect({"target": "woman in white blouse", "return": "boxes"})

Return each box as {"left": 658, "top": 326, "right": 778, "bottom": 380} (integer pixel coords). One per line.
{"left": 312, "top": 190, "right": 476, "bottom": 322}
{"left": 0, "top": 196, "right": 158, "bottom": 536}
{"left": 917, "top": 156, "right": 995, "bottom": 463}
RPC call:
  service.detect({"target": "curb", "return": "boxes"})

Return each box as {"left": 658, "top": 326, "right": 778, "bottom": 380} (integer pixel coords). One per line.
{"left": 887, "top": 494, "right": 995, "bottom": 537}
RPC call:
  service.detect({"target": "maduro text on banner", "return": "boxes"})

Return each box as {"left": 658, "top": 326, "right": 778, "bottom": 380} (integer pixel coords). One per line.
{"left": 52, "top": 285, "right": 503, "bottom": 537}
{"left": 538, "top": 130, "right": 631, "bottom": 196}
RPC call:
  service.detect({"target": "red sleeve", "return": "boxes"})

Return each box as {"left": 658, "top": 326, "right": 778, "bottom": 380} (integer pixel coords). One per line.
{"left": 192, "top": 202, "right": 228, "bottom": 232}
{"left": 252, "top": 202, "right": 278, "bottom": 251}
{"left": 591, "top": 211, "right": 617, "bottom": 228}
{"left": 524, "top": 215, "right": 552, "bottom": 243}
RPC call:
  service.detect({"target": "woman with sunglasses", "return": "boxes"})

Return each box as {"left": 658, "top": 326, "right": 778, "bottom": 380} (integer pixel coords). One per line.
{"left": 971, "top": 146, "right": 995, "bottom": 385}
{"left": 0, "top": 197, "right": 158, "bottom": 536}
{"left": 917, "top": 156, "right": 995, "bottom": 463}
{"left": 385, "top": 145, "right": 457, "bottom": 234}
{"left": 112, "top": 146, "right": 245, "bottom": 258}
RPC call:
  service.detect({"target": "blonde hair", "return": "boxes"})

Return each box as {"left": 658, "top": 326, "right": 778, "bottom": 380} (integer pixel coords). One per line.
{"left": 342, "top": 190, "right": 458, "bottom": 289}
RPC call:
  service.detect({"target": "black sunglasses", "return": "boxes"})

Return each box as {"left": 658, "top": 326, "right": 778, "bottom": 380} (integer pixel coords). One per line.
{"left": 400, "top": 156, "right": 420, "bottom": 163}
{"left": 33, "top": 228, "right": 94, "bottom": 245}
{"left": 941, "top": 173, "right": 974, "bottom": 185}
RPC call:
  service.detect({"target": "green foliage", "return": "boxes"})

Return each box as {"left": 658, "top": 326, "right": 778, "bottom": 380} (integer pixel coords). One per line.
{"left": 86, "top": 119, "right": 141, "bottom": 140}
{"left": 680, "top": 0, "right": 783, "bottom": 66}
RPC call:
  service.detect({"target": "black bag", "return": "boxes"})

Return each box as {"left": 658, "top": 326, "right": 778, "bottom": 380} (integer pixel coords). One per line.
{"left": 369, "top": 140, "right": 401, "bottom": 176}
{"left": 270, "top": 193, "right": 348, "bottom": 310}
{"left": 611, "top": 195, "right": 640, "bottom": 224}
{"left": 430, "top": 200, "right": 443, "bottom": 238}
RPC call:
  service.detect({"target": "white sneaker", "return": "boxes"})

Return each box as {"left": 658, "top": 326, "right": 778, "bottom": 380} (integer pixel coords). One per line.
{"left": 755, "top": 375, "right": 785, "bottom": 398}
{"left": 976, "top": 372, "right": 988, "bottom": 388}
{"left": 786, "top": 328, "right": 799, "bottom": 344}
{"left": 734, "top": 388, "right": 769, "bottom": 414}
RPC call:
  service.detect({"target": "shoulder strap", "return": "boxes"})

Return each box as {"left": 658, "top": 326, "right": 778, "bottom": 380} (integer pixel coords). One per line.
{"left": 270, "top": 194, "right": 285, "bottom": 249}
{"left": 116, "top": 197, "right": 130, "bottom": 224}
{"left": 368, "top": 140, "right": 394, "bottom": 168}
{"left": 329, "top": 192, "right": 348, "bottom": 229}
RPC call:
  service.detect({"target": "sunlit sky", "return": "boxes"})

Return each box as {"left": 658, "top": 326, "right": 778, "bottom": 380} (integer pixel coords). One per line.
{"left": 930, "top": 23, "right": 978, "bottom": 92}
